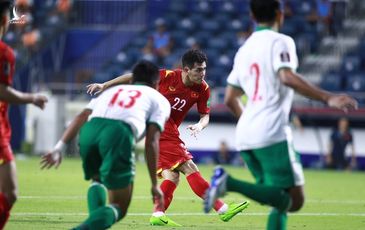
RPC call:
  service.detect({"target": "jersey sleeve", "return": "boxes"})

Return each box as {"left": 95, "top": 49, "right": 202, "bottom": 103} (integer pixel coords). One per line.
{"left": 197, "top": 84, "right": 210, "bottom": 114}
{"left": 0, "top": 57, "right": 12, "bottom": 85}
{"left": 272, "top": 36, "right": 298, "bottom": 73}
{"left": 148, "top": 94, "right": 171, "bottom": 132}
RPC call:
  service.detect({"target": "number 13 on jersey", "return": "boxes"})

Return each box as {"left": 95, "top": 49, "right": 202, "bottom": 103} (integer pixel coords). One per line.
{"left": 109, "top": 88, "right": 142, "bottom": 108}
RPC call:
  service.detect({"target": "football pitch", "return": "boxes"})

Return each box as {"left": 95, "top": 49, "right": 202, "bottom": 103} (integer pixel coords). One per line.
{"left": 6, "top": 156, "right": 365, "bottom": 230}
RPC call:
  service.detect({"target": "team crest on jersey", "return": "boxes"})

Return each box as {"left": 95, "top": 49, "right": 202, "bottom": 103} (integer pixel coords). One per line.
{"left": 191, "top": 92, "right": 199, "bottom": 98}
{"left": 280, "top": 52, "right": 290, "bottom": 62}
{"left": 168, "top": 86, "right": 176, "bottom": 91}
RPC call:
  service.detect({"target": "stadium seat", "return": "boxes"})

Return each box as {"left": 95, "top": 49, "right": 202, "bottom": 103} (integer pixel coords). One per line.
{"left": 176, "top": 18, "right": 197, "bottom": 34}
{"left": 169, "top": 1, "right": 188, "bottom": 16}
{"left": 207, "top": 37, "right": 230, "bottom": 53}
{"left": 199, "top": 21, "right": 221, "bottom": 35}
{"left": 193, "top": 31, "right": 211, "bottom": 49}
{"left": 341, "top": 55, "right": 361, "bottom": 74}
{"left": 190, "top": 0, "right": 213, "bottom": 17}
{"left": 204, "top": 49, "right": 221, "bottom": 66}
{"left": 291, "top": 0, "right": 316, "bottom": 16}
{"left": 214, "top": 14, "right": 234, "bottom": 28}
{"left": 280, "top": 19, "right": 298, "bottom": 37}
{"left": 319, "top": 72, "right": 343, "bottom": 91}
{"left": 345, "top": 74, "right": 365, "bottom": 92}
{"left": 219, "top": 1, "right": 235, "bottom": 14}
{"left": 170, "top": 30, "right": 188, "bottom": 48}
{"left": 131, "top": 36, "right": 148, "bottom": 48}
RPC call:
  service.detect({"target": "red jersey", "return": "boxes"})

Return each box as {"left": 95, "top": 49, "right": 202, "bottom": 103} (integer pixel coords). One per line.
{"left": 156, "top": 69, "right": 210, "bottom": 173}
{"left": 0, "top": 41, "right": 15, "bottom": 144}
{"left": 158, "top": 69, "right": 210, "bottom": 138}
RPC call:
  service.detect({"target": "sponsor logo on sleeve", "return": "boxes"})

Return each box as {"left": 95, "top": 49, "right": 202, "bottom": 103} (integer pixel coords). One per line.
{"left": 280, "top": 52, "right": 290, "bottom": 63}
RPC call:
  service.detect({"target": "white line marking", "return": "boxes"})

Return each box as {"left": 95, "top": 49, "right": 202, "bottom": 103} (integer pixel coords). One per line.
{"left": 12, "top": 212, "right": 365, "bottom": 217}
{"left": 19, "top": 196, "right": 365, "bottom": 204}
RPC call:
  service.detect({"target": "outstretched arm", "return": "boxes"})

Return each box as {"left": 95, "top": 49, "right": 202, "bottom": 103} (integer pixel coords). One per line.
{"left": 187, "top": 113, "right": 209, "bottom": 138}
{"left": 278, "top": 68, "right": 358, "bottom": 111}
{"left": 40, "top": 109, "right": 92, "bottom": 169}
{"left": 86, "top": 73, "right": 133, "bottom": 95}
{"left": 224, "top": 85, "right": 245, "bottom": 119}
{"left": 0, "top": 84, "right": 48, "bottom": 109}
{"left": 144, "top": 123, "right": 164, "bottom": 211}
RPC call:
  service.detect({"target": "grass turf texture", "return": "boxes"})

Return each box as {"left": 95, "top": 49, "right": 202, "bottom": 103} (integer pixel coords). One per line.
{"left": 6, "top": 156, "right": 365, "bottom": 230}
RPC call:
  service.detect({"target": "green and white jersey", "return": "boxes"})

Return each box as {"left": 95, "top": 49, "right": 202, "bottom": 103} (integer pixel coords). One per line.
{"left": 86, "top": 85, "right": 170, "bottom": 141}
{"left": 227, "top": 28, "right": 298, "bottom": 150}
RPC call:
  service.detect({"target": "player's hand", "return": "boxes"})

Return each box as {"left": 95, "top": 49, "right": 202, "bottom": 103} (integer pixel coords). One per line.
{"left": 86, "top": 83, "right": 106, "bottom": 95}
{"left": 187, "top": 123, "right": 203, "bottom": 139}
{"left": 32, "top": 95, "right": 48, "bottom": 110}
{"left": 327, "top": 94, "right": 358, "bottom": 113}
{"left": 151, "top": 185, "right": 164, "bottom": 211}
{"left": 40, "top": 150, "right": 63, "bottom": 169}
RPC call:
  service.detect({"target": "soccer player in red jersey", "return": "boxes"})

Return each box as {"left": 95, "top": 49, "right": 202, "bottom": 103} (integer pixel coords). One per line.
{"left": 0, "top": 1, "right": 48, "bottom": 228}
{"left": 87, "top": 49, "right": 249, "bottom": 226}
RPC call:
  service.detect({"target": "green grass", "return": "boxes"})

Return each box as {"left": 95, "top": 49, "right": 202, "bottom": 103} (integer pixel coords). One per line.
{"left": 6, "top": 156, "right": 365, "bottom": 229}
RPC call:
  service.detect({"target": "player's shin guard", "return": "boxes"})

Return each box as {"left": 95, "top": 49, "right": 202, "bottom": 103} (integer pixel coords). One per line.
{"left": 186, "top": 172, "right": 225, "bottom": 211}
{"left": 87, "top": 182, "right": 107, "bottom": 213}
{"left": 0, "top": 193, "right": 11, "bottom": 230}
{"left": 159, "top": 180, "right": 176, "bottom": 211}
{"left": 74, "top": 204, "right": 122, "bottom": 230}
{"left": 227, "top": 176, "right": 291, "bottom": 212}
{"left": 267, "top": 208, "right": 287, "bottom": 230}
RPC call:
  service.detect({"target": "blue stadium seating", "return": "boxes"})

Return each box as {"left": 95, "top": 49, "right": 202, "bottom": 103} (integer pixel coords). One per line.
{"left": 345, "top": 74, "right": 365, "bottom": 92}
{"left": 341, "top": 55, "right": 361, "bottom": 74}
{"left": 320, "top": 72, "right": 343, "bottom": 91}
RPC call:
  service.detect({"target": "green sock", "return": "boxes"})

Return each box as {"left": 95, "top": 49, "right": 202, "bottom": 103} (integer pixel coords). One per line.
{"left": 267, "top": 208, "right": 287, "bottom": 230}
{"left": 227, "top": 176, "right": 291, "bottom": 212}
{"left": 87, "top": 182, "right": 107, "bottom": 213}
{"left": 74, "top": 205, "right": 122, "bottom": 230}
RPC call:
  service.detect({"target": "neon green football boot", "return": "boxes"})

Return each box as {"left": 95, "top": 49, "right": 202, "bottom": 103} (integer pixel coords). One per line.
{"left": 219, "top": 201, "right": 250, "bottom": 222}
{"left": 150, "top": 214, "right": 182, "bottom": 227}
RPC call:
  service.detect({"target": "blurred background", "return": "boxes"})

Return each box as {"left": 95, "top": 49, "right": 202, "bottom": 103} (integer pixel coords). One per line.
{"left": 6, "top": 0, "right": 365, "bottom": 170}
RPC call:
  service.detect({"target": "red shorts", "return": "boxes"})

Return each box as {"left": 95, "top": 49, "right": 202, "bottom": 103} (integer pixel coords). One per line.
{"left": 157, "top": 137, "right": 193, "bottom": 176}
{"left": 0, "top": 143, "right": 14, "bottom": 165}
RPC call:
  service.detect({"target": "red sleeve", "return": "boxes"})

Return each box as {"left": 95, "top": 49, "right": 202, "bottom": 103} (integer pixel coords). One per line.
{"left": 197, "top": 84, "right": 210, "bottom": 114}
{"left": 0, "top": 44, "right": 14, "bottom": 86}
{"left": 0, "top": 59, "right": 11, "bottom": 85}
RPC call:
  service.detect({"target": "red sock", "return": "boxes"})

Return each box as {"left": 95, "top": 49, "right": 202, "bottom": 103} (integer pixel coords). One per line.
{"left": 186, "top": 172, "right": 224, "bottom": 211}
{"left": 154, "top": 180, "right": 177, "bottom": 212}
{"left": 0, "top": 193, "right": 11, "bottom": 230}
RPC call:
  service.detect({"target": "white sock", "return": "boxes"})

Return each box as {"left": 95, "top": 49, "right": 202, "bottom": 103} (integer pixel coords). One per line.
{"left": 152, "top": 211, "right": 165, "bottom": 217}
{"left": 217, "top": 203, "right": 228, "bottom": 214}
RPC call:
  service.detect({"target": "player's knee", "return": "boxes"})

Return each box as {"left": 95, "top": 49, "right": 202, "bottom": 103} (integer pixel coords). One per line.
{"left": 167, "top": 177, "right": 180, "bottom": 185}
{"left": 289, "top": 195, "right": 305, "bottom": 212}
{"left": 112, "top": 203, "right": 127, "bottom": 220}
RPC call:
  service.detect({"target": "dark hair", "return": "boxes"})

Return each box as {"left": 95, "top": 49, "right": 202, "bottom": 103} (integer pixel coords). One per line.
{"left": 0, "top": 0, "right": 11, "bottom": 16}
{"left": 181, "top": 49, "right": 208, "bottom": 69}
{"left": 132, "top": 60, "right": 159, "bottom": 85}
{"left": 250, "top": 0, "right": 281, "bottom": 23}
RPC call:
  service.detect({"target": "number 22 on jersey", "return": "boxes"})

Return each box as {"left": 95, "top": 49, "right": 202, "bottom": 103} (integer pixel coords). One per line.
{"left": 109, "top": 88, "right": 142, "bottom": 108}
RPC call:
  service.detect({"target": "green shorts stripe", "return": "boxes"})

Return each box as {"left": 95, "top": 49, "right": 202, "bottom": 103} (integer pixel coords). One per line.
{"left": 240, "top": 140, "right": 304, "bottom": 189}
{"left": 79, "top": 118, "right": 135, "bottom": 190}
